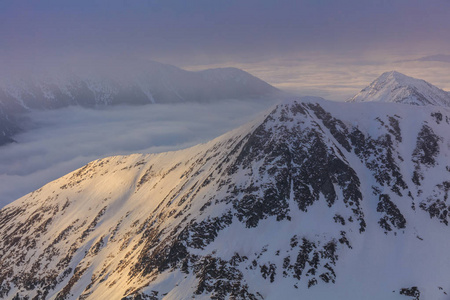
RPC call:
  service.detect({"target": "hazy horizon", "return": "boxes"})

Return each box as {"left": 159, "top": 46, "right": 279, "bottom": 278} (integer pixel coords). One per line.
{"left": 2, "top": 1, "right": 450, "bottom": 101}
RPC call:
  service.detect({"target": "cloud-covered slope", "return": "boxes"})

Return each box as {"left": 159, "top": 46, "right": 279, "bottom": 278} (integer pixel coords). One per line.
{"left": 348, "top": 71, "right": 450, "bottom": 106}
{"left": 0, "top": 60, "right": 279, "bottom": 145}
{"left": 0, "top": 61, "right": 278, "bottom": 111}
{"left": 0, "top": 110, "right": 19, "bottom": 145}
{"left": 1, "top": 98, "right": 450, "bottom": 299}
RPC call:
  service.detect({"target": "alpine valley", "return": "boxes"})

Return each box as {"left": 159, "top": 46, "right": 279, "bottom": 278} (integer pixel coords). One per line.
{"left": 1, "top": 72, "right": 450, "bottom": 299}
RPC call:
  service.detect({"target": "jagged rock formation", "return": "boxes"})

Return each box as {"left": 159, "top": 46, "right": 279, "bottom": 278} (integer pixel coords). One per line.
{"left": 0, "top": 60, "right": 279, "bottom": 145}
{"left": 0, "top": 97, "right": 450, "bottom": 299}
{"left": 348, "top": 71, "right": 450, "bottom": 107}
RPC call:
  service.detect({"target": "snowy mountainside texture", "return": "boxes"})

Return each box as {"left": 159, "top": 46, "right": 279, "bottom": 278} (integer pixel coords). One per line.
{"left": 0, "top": 60, "right": 278, "bottom": 145}
{"left": 1, "top": 97, "right": 450, "bottom": 299}
{"left": 348, "top": 71, "right": 450, "bottom": 107}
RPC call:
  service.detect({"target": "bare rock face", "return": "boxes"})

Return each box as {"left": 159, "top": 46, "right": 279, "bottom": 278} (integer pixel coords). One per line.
{"left": 1, "top": 97, "right": 450, "bottom": 299}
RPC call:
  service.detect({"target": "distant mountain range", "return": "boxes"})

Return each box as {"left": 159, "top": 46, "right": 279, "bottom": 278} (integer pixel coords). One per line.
{"left": 3, "top": 67, "right": 450, "bottom": 147}
{"left": 1, "top": 92, "right": 450, "bottom": 298}
{"left": 0, "top": 60, "right": 280, "bottom": 145}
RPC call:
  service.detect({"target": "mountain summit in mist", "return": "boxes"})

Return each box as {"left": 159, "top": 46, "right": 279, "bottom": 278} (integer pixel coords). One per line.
{"left": 1, "top": 96, "right": 450, "bottom": 299}
{"left": 0, "top": 60, "right": 279, "bottom": 146}
{"left": 348, "top": 71, "right": 450, "bottom": 106}
{"left": 0, "top": 60, "right": 279, "bottom": 110}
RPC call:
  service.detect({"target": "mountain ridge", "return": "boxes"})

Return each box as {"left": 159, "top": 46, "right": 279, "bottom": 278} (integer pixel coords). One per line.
{"left": 0, "top": 61, "right": 279, "bottom": 110}
{"left": 0, "top": 61, "right": 279, "bottom": 146}
{"left": 1, "top": 97, "right": 450, "bottom": 299}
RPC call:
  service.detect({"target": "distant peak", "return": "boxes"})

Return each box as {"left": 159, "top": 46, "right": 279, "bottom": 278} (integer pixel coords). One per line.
{"left": 348, "top": 71, "right": 450, "bottom": 107}
{"left": 198, "top": 67, "right": 247, "bottom": 75}
{"left": 376, "top": 71, "right": 414, "bottom": 84}
{"left": 381, "top": 70, "right": 402, "bottom": 77}
{"left": 384, "top": 70, "right": 404, "bottom": 77}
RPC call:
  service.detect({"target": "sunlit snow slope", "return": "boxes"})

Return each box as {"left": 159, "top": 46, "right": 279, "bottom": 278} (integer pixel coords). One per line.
{"left": 348, "top": 71, "right": 450, "bottom": 107}
{"left": 1, "top": 97, "right": 450, "bottom": 299}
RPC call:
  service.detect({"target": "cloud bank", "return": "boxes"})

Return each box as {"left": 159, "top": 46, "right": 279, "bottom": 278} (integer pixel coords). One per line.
{"left": 0, "top": 99, "right": 276, "bottom": 207}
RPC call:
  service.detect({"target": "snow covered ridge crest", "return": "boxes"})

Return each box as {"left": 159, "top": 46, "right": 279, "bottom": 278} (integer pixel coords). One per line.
{"left": 1, "top": 98, "right": 450, "bottom": 299}
{"left": 348, "top": 70, "right": 450, "bottom": 106}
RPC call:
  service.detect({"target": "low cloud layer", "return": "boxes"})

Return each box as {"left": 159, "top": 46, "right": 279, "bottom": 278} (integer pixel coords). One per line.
{"left": 0, "top": 99, "right": 277, "bottom": 207}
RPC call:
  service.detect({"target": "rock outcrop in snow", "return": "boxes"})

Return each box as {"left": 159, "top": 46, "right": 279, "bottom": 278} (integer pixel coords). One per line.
{"left": 1, "top": 98, "right": 450, "bottom": 299}
{"left": 348, "top": 71, "right": 450, "bottom": 107}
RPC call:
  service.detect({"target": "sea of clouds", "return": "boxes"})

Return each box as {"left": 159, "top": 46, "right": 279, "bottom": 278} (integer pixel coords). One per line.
{"left": 0, "top": 99, "right": 277, "bottom": 207}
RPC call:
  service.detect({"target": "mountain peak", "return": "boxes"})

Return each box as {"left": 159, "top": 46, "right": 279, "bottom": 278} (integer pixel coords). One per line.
{"left": 1, "top": 97, "right": 450, "bottom": 299}
{"left": 376, "top": 70, "right": 428, "bottom": 87}
{"left": 348, "top": 71, "right": 450, "bottom": 106}
{"left": 379, "top": 70, "right": 411, "bottom": 81}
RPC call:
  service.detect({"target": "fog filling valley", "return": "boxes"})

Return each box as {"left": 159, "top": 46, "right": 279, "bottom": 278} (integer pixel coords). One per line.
{"left": 0, "top": 99, "right": 276, "bottom": 207}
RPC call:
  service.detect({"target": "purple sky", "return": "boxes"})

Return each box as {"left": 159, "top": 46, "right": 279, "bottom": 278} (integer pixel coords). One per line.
{"left": 2, "top": 0, "right": 450, "bottom": 98}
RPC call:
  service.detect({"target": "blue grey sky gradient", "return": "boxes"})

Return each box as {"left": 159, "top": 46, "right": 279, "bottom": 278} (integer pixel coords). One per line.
{"left": 2, "top": 1, "right": 449, "bottom": 63}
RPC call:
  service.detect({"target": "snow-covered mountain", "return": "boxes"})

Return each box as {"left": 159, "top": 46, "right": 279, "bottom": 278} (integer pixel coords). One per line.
{"left": 0, "top": 61, "right": 278, "bottom": 110}
{"left": 1, "top": 97, "right": 450, "bottom": 299}
{"left": 348, "top": 71, "right": 450, "bottom": 106}
{"left": 0, "top": 60, "right": 279, "bottom": 145}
